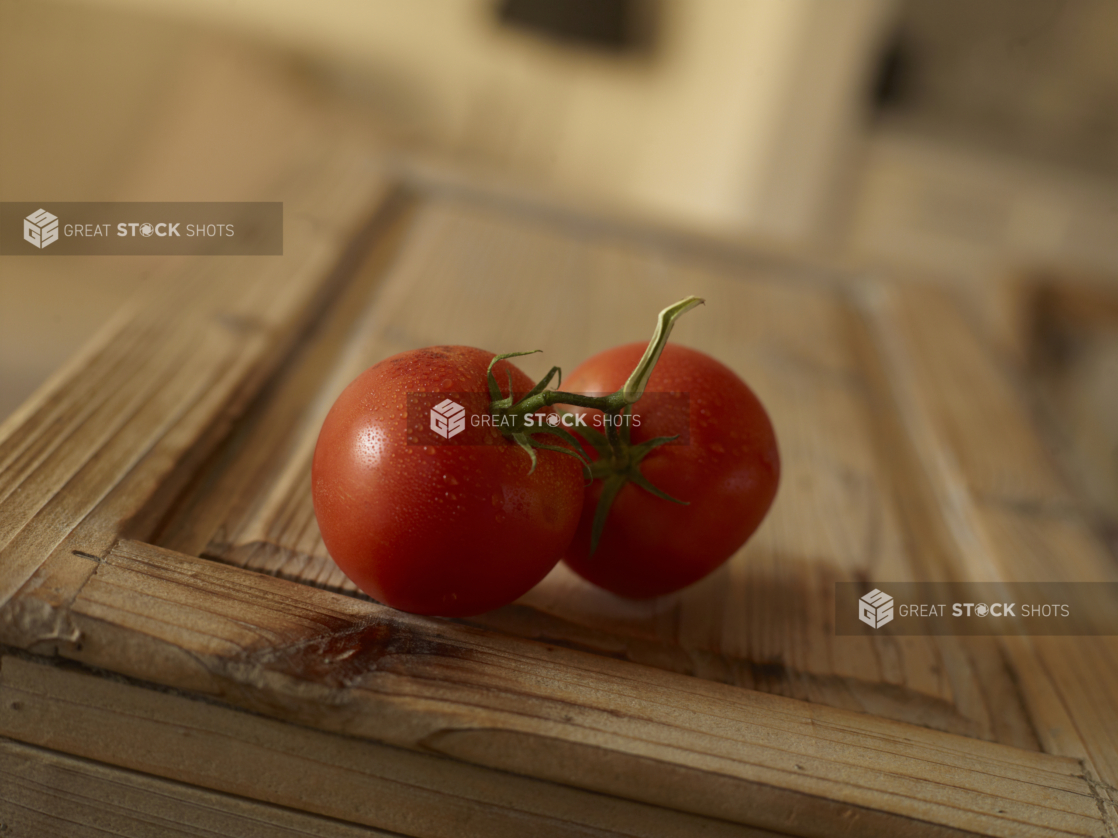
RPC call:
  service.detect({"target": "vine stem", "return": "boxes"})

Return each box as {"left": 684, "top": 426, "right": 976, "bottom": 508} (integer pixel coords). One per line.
{"left": 488, "top": 296, "right": 704, "bottom": 549}
{"left": 495, "top": 296, "right": 704, "bottom": 423}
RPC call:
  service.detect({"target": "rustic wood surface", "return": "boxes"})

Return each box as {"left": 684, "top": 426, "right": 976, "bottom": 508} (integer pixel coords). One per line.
{"left": 0, "top": 736, "right": 396, "bottom": 838}
{"left": 2, "top": 549, "right": 1109, "bottom": 838}
{"left": 1, "top": 136, "right": 1117, "bottom": 834}
{"left": 1, "top": 657, "right": 788, "bottom": 838}
{"left": 147, "top": 180, "right": 1110, "bottom": 748}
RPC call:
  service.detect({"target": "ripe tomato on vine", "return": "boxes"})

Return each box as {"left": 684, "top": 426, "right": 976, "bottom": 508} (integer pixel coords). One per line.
{"left": 312, "top": 297, "right": 778, "bottom": 614}
{"left": 561, "top": 342, "right": 779, "bottom": 598}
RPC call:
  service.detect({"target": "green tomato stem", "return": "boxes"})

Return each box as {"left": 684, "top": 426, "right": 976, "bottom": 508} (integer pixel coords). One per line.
{"left": 493, "top": 295, "right": 704, "bottom": 425}
{"left": 622, "top": 296, "right": 704, "bottom": 403}
{"left": 488, "top": 296, "right": 703, "bottom": 553}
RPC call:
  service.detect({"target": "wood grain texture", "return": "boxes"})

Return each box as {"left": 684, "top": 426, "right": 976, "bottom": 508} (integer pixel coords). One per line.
{"left": 2, "top": 542, "right": 1110, "bottom": 838}
{"left": 0, "top": 658, "right": 789, "bottom": 838}
{"left": 1016, "top": 276, "right": 1118, "bottom": 807}
{"left": 2, "top": 148, "right": 1118, "bottom": 836}
{"left": 0, "top": 736, "right": 395, "bottom": 838}
{"left": 858, "top": 280, "right": 1118, "bottom": 816}
{"left": 0, "top": 135, "right": 392, "bottom": 615}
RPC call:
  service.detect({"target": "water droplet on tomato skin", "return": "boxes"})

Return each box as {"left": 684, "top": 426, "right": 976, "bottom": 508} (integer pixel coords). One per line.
{"left": 443, "top": 474, "right": 458, "bottom": 485}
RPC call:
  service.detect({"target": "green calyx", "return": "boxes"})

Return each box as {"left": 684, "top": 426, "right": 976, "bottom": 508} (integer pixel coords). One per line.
{"left": 566, "top": 409, "right": 688, "bottom": 554}
{"left": 487, "top": 296, "right": 703, "bottom": 552}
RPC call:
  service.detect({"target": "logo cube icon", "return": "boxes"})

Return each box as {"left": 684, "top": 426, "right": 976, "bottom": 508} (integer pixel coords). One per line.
{"left": 858, "top": 588, "right": 894, "bottom": 629}
{"left": 24, "top": 209, "right": 59, "bottom": 249}
{"left": 430, "top": 398, "right": 466, "bottom": 439}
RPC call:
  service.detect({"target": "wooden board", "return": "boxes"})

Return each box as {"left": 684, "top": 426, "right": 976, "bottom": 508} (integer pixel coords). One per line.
{"left": 0, "top": 550, "right": 1106, "bottom": 838}
{"left": 0, "top": 736, "right": 395, "bottom": 838}
{"left": 2, "top": 143, "right": 1117, "bottom": 835}
{"left": 143, "top": 179, "right": 1106, "bottom": 746}
{"left": 0, "top": 658, "right": 783, "bottom": 838}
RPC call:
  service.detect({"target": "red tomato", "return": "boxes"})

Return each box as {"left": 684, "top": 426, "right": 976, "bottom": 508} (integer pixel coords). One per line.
{"left": 312, "top": 346, "right": 584, "bottom": 617}
{"left": 562, "top": 343, "right": 779, "bottom": 598}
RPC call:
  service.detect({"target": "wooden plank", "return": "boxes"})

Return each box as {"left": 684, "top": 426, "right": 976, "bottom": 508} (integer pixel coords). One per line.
{"left": 859, "top": 280, "right": 1118, "bottom": 812}
{"left": 3, "top": 540, "right": 1107, "bottom": 838}
{"left": 0, "top": 139, "right": 394, "bottom": 614}
{"left": 0, "top": 656, "right": 787, "bottom": 838}
{"left": 1014, "top": 277, "right": 1118, "bottom": 803}
{"left": 0, "top": 736, "right": 395, "bottom": 838}
{"left": 149, "top": 192, "right": 421, "bottom": 586}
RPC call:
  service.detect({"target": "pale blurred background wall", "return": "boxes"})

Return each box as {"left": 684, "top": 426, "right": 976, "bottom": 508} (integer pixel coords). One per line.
{"left": 2, "top": 0, "right": 1116, "bottom": 421}
{"left": 5, "top": 0, "right": 894, "bottom": 236}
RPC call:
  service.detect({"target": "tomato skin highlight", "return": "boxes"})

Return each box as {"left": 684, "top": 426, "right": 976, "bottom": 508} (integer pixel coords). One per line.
{"left": 312, "top": 346, "right": 584, "bottom": 617}
{"left": 562, "top": 343, "right": 779, "bottom": 599}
